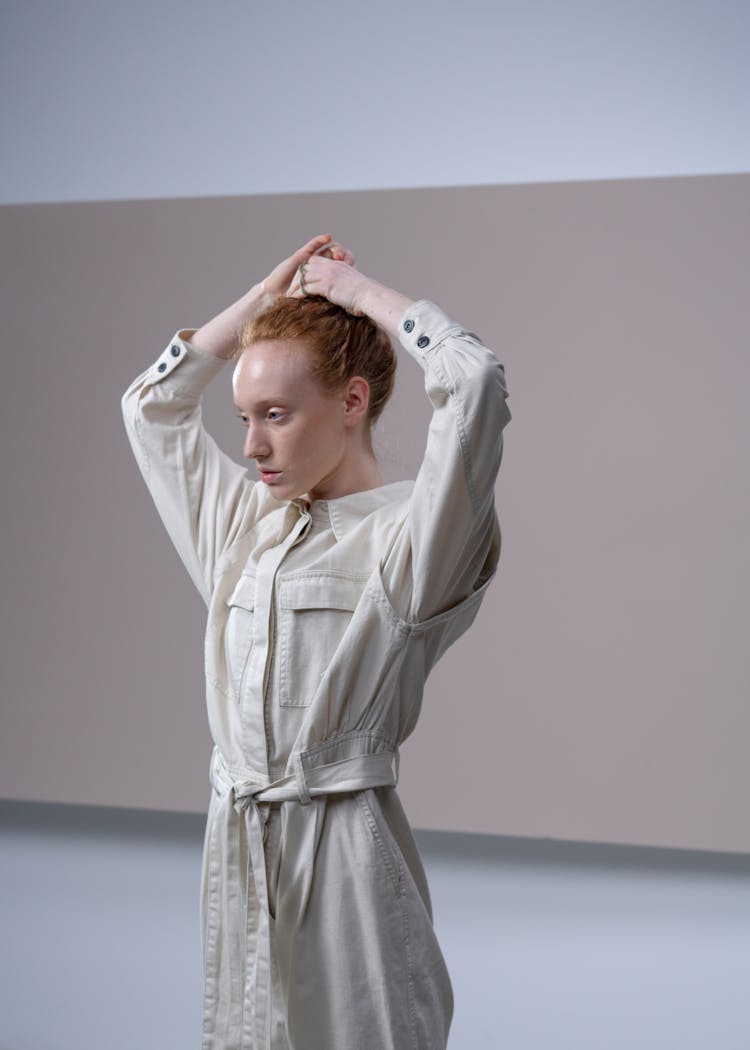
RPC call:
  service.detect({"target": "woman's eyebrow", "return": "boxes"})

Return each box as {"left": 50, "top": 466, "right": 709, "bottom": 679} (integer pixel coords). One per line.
{"left": 233, "top": 399, "right": 289, "bottom": 410}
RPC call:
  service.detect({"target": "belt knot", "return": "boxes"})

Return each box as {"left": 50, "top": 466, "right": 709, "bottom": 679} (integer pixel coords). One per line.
{"left": 230, "top": 782, "right": 273, "bottom": 842}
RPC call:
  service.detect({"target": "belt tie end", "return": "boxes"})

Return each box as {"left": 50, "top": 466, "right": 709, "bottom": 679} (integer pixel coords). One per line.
{"left": 293, "top": 753, "right": 312, "bottom": 805}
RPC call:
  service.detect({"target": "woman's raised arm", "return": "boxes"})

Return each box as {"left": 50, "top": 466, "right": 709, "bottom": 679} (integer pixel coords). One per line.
{"left": 292, "top": 255, "right": 512, "bottom": 626}
{"left": 120, "top": 236, "right": 352, "bottom": 605}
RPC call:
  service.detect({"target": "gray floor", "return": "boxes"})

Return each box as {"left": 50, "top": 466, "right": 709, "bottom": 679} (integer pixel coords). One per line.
{"left": 2, "top": 800, "right": 750, "bottom": 1050}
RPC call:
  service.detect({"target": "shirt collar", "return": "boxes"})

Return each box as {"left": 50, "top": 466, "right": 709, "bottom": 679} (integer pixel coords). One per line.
{"left": 291, "top": 480, "right": 414, "bottom": 541}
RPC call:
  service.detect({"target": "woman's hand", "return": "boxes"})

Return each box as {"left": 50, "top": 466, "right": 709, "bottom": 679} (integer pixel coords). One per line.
{"left": 289, "top": 253, "right": 415, "bottom": 340}
{"left": 287, "top": 254, "right": 371, "bottom": 314}
{"left": 261, "top": 234, "right": 356, "bottom": 307}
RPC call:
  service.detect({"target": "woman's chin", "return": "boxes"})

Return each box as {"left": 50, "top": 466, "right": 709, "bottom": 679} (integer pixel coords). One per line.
{"left": 267, "top": 481, "right": 304, "bottom": 503}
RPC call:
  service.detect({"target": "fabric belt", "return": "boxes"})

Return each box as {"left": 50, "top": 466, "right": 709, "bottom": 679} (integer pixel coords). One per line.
{"left": 201, "top": 742, "right": 400, "bottom": 1050}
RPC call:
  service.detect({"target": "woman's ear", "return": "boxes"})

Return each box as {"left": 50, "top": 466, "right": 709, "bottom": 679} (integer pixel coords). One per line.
{"left": 342, "top": 376, "right": 371, "bottom": 427}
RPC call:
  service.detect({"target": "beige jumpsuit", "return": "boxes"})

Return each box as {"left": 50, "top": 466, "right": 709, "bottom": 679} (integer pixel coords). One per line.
{"left": 120, "top": 298, "right": 511, "bottom": 1050}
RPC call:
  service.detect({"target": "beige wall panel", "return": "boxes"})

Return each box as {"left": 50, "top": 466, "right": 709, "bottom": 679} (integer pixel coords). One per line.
{"left": 1, "top": 174, "right": 747, "bottom": 852}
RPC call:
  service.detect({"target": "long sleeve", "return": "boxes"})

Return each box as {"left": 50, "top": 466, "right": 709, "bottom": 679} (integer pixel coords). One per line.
{"left": 120, "top": 328, "right": 263, "bottom": 606}
{"left": 379, "top": 300, "right": 511, "bottom": 625}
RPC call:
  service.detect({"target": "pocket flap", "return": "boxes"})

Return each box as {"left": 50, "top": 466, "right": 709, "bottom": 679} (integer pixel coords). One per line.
{"left": 281, "top": 576, "right": 362, "bottom": 612}
{"left": 224, "top": 573, "right": 256, "bottom": 611}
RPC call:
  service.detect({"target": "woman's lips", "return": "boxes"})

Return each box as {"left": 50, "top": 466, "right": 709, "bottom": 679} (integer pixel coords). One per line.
{"left": 260, "top": 470, "right": 282, "bottom": 483}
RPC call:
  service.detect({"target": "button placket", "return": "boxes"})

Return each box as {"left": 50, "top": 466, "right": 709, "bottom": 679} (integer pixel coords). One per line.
{"left": 241, "top": 505, "right": 312, "bottom": 772}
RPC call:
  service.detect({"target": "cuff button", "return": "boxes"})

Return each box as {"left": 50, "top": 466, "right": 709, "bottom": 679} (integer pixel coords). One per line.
{"left": 403, "top": 319, "right": 415, "bottom": 333}
{"left": 170, "top": 344, "right": 181, "bottom": 356}
{"left": 157, "top": 361, "right": 167, "bottom": 372}
{"left": 417, "top": 335, "right": 430, "bottom": 349}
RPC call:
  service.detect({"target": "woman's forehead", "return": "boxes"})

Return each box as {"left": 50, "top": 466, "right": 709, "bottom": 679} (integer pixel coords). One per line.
{"left": 232, "top": 339, "right": 316, "bottom": 400}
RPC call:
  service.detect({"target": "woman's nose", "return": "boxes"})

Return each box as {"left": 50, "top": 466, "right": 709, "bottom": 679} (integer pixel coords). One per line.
{"left": 244, "top": 424, "right": 270, "bottom": 459}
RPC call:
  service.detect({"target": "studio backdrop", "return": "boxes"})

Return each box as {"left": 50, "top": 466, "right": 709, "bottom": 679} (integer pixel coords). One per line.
{"left": 1, "top": 172, "right": 747, "bottom": 853}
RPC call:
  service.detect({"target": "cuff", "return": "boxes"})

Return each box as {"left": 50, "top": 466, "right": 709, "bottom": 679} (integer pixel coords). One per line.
{"left": 396, "top": 300, "right": 465, "bottom": 361}
{"left": 148, "top": 328, "right": 230, "bottom": 391}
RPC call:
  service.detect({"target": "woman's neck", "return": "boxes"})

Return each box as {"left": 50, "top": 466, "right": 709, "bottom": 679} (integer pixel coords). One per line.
{"left": 304, "top": 451, "right": 385, "bottom": 503}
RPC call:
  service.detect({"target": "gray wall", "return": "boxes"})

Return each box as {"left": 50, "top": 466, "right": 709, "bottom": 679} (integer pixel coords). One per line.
{"left": 2, "top": 174, "right": 749, "bottom": 852}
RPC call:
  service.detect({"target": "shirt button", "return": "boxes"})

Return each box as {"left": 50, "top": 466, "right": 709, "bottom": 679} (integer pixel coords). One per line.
{"left": 157, "top": 361, "right": 167, "bottom": 372}
{"left": 170, "top": 344, "right": 181, "bottom": 357}
{"left": 417, "top": 335, "right": 430, "bottom": 349}
{"left": 403, "top": 319, "right": 415, "bottom": 333}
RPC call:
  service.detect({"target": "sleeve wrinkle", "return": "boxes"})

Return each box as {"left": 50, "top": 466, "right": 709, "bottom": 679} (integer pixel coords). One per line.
{"left": 121, "top": 330, "right": 257, "bottom": 606}
{"left": 384, "top": 302, "right": 510, "bottom": 628}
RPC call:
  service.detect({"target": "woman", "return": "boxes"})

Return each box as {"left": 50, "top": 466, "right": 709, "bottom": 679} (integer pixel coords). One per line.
{"left": 120, "top": 233, "right": 511, "bottom": 1050}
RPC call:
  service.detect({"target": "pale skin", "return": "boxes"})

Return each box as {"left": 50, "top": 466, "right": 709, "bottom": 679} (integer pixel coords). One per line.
{"left": 189, "top": 235, "right": 415, "bottom": 504}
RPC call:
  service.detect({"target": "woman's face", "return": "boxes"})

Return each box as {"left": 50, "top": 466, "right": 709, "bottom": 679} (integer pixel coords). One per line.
{"left": 232, "top": 338, "right": 355, "bottom": 503}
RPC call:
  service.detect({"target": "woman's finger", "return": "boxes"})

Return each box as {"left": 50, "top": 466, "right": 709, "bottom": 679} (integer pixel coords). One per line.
{"left": 324, "top": 244, "right": 355, "bottom": 267}
{"left": 290, "top": 235, "right": 332, "bottom": 267}
{"left": 311, "top": 240, "right": 347, "bottom": 261}
{"left": 311, "top": 240, "right": 357, "bottom": 263}
{"left": 300, "top": 233, "right": 332, "bottom": 255}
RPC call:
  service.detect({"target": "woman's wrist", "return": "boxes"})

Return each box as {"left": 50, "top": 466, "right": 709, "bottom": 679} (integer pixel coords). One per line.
{"left": 189, "top": 282, "right": 271, "bottom": 360}
{"left": 355, "top": 278, "right": 415, "bottom": 341}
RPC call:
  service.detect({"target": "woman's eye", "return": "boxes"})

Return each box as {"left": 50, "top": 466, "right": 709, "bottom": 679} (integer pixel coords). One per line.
{"left": 235, "top": 411, "right": 285, "bottom": 424}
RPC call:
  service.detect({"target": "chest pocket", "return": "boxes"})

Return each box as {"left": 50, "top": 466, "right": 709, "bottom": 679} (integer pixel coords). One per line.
{"left": 223, "top": 573, "right": 256, "bottom": 700}
{"left": 278, "top": 574, "right": 367, "bottom": 707}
